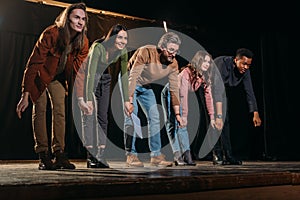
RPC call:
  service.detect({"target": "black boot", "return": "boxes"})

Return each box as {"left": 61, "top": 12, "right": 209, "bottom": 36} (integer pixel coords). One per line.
{"left": 223, "top": 150, "right": 242, "bottom": 165}
{"left": 173, "top": 151, "right": 186, "bottom": 166}
{"left": 95, "top": 148, "right": 109, "bottom": 168}
{"left": 86, "top": 150, "right": 98, "bottom": 168}
{"left": 38, "top": 151, "right": 54, "bottom": 170}
{"left": 53, "top": 150, "right": 76, "bottom": 169}
{"left": 183, "top": 150, "right": 196, "bottom": 166}
{"left": 212, "top": 149, "right": 223, "bottom": 165}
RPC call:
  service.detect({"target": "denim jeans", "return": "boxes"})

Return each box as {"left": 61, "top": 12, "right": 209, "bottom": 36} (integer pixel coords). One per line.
{"left": 124, "top": 85, "right": 162, "bottom": 157}
{"left": 161, "top": 84, "right": 190, "bottom": 154}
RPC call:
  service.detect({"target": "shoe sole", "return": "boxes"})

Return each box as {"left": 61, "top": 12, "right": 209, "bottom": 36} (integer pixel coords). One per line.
{"left": 150, "top": 163, "right": 173, "bottom": 167}
{"left": 213, "top": 161, "right": 223, "bottom": 165}
{"left": 186, "top": 164, "right": 197, "bottom": 166}
{"left": 126, "top": 162, "right": 144, "bottom": 167}
{"left": 174, "top": 162, "right": 186, "bottom": 166}
{"left": 53, "top": 165, "right": 76, "bottom": 169}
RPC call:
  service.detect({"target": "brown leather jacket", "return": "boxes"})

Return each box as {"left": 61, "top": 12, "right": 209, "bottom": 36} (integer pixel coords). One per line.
{"left": 21, "top": 25, "right": 89, "bottom": 103}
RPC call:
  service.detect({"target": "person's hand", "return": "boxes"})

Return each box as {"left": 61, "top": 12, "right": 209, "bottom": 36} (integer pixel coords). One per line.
{"left": 85, "top": 101, "right": 93, "bottom": 115}
{"left": 211, "top": 119, "right": 216, "bottom": 129}
{"left": 78, "top": 98, "right": 90, "bottom": 115}
{"left": 124, "top": 101, "right": 133, "bottom": 117}
{"left": 177, "top": 115, "right": 187, "bottom": 128}
{"left": 16, "top": 92, "right": 29, "bottom": 119}
{"left": 253, "top": 111, "right": 262, "bottom": 127}
{"left": 253, "top": 116, "right": 262, "bottom": 127}
{"left": 213, "top": 118, "right": 223, "bottom": 131}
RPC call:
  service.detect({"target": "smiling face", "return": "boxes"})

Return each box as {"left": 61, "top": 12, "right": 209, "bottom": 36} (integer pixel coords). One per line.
{"left": 199, "top": 55, "right": 212, "bottom": 72}
{"left": 162, "top": 43, "right": 180, "bottom": 63}
{"left": 68, "top": 8, "right": 87, "bottom": 35}
{"left": 114, "top": 30, "right": 128, "bottom": 50}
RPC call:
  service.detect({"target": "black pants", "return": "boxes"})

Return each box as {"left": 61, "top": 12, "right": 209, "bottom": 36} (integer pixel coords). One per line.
{"left": 94, "top": 73, "right": 111, "bottom": 146}
{"left": 213, "top": 107, "right": 233, "bottom": 157}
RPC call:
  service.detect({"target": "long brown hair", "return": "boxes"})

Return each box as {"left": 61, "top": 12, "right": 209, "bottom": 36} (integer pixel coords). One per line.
{"left": 185, "top": 50, "right": 212, "bottom": 90}
{"left": 55, "top": 2, "right": 88, "bottom": 53}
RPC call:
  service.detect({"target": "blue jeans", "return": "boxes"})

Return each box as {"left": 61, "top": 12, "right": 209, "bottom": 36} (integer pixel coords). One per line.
{"left": 124, "top": 85, "right": 162, "bottom": 157}
{"left": 161, "top": 84, "right": 190, "bottom": 154}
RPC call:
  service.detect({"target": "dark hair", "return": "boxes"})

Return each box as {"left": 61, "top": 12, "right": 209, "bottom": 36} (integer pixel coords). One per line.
{"left": 55, "top": 2, "right": 88, "bottom": 53}
{"left": 94, "top": 24, "right": 128, "bottom": 48}
{"left": 236, "top": 48, "right": 254, "bottom": 59}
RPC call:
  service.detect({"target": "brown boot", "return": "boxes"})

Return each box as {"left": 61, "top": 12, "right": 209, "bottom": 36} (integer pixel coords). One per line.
{"left": 126, "top": 154, "right": 144, "bottom": 167}
{"left": 150, "top": 154, "right": 173, "bottom": 167}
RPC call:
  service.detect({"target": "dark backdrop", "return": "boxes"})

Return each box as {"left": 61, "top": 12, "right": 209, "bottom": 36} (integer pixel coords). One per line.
{"left": 0, "top": 1, "right": 294, "bottom": 160}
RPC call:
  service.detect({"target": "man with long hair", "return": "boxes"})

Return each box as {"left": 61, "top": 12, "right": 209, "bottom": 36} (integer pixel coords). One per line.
{"left": 16, "top": 3, "right": 89, "bottom": 170}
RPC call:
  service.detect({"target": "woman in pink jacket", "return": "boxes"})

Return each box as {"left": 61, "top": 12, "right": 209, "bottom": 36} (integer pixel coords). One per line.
{"left": 162, "top": 50, "right": 223, "bottom": 166}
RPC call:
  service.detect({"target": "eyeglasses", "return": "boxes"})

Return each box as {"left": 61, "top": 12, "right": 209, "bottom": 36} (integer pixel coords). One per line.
{"left": 165, "top": 47, "right": 180, "bottom": 55}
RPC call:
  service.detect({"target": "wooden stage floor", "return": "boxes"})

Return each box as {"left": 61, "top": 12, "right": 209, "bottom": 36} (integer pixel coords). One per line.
{"left": 1, "top": 159, "right": 300, "bottom": 199}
